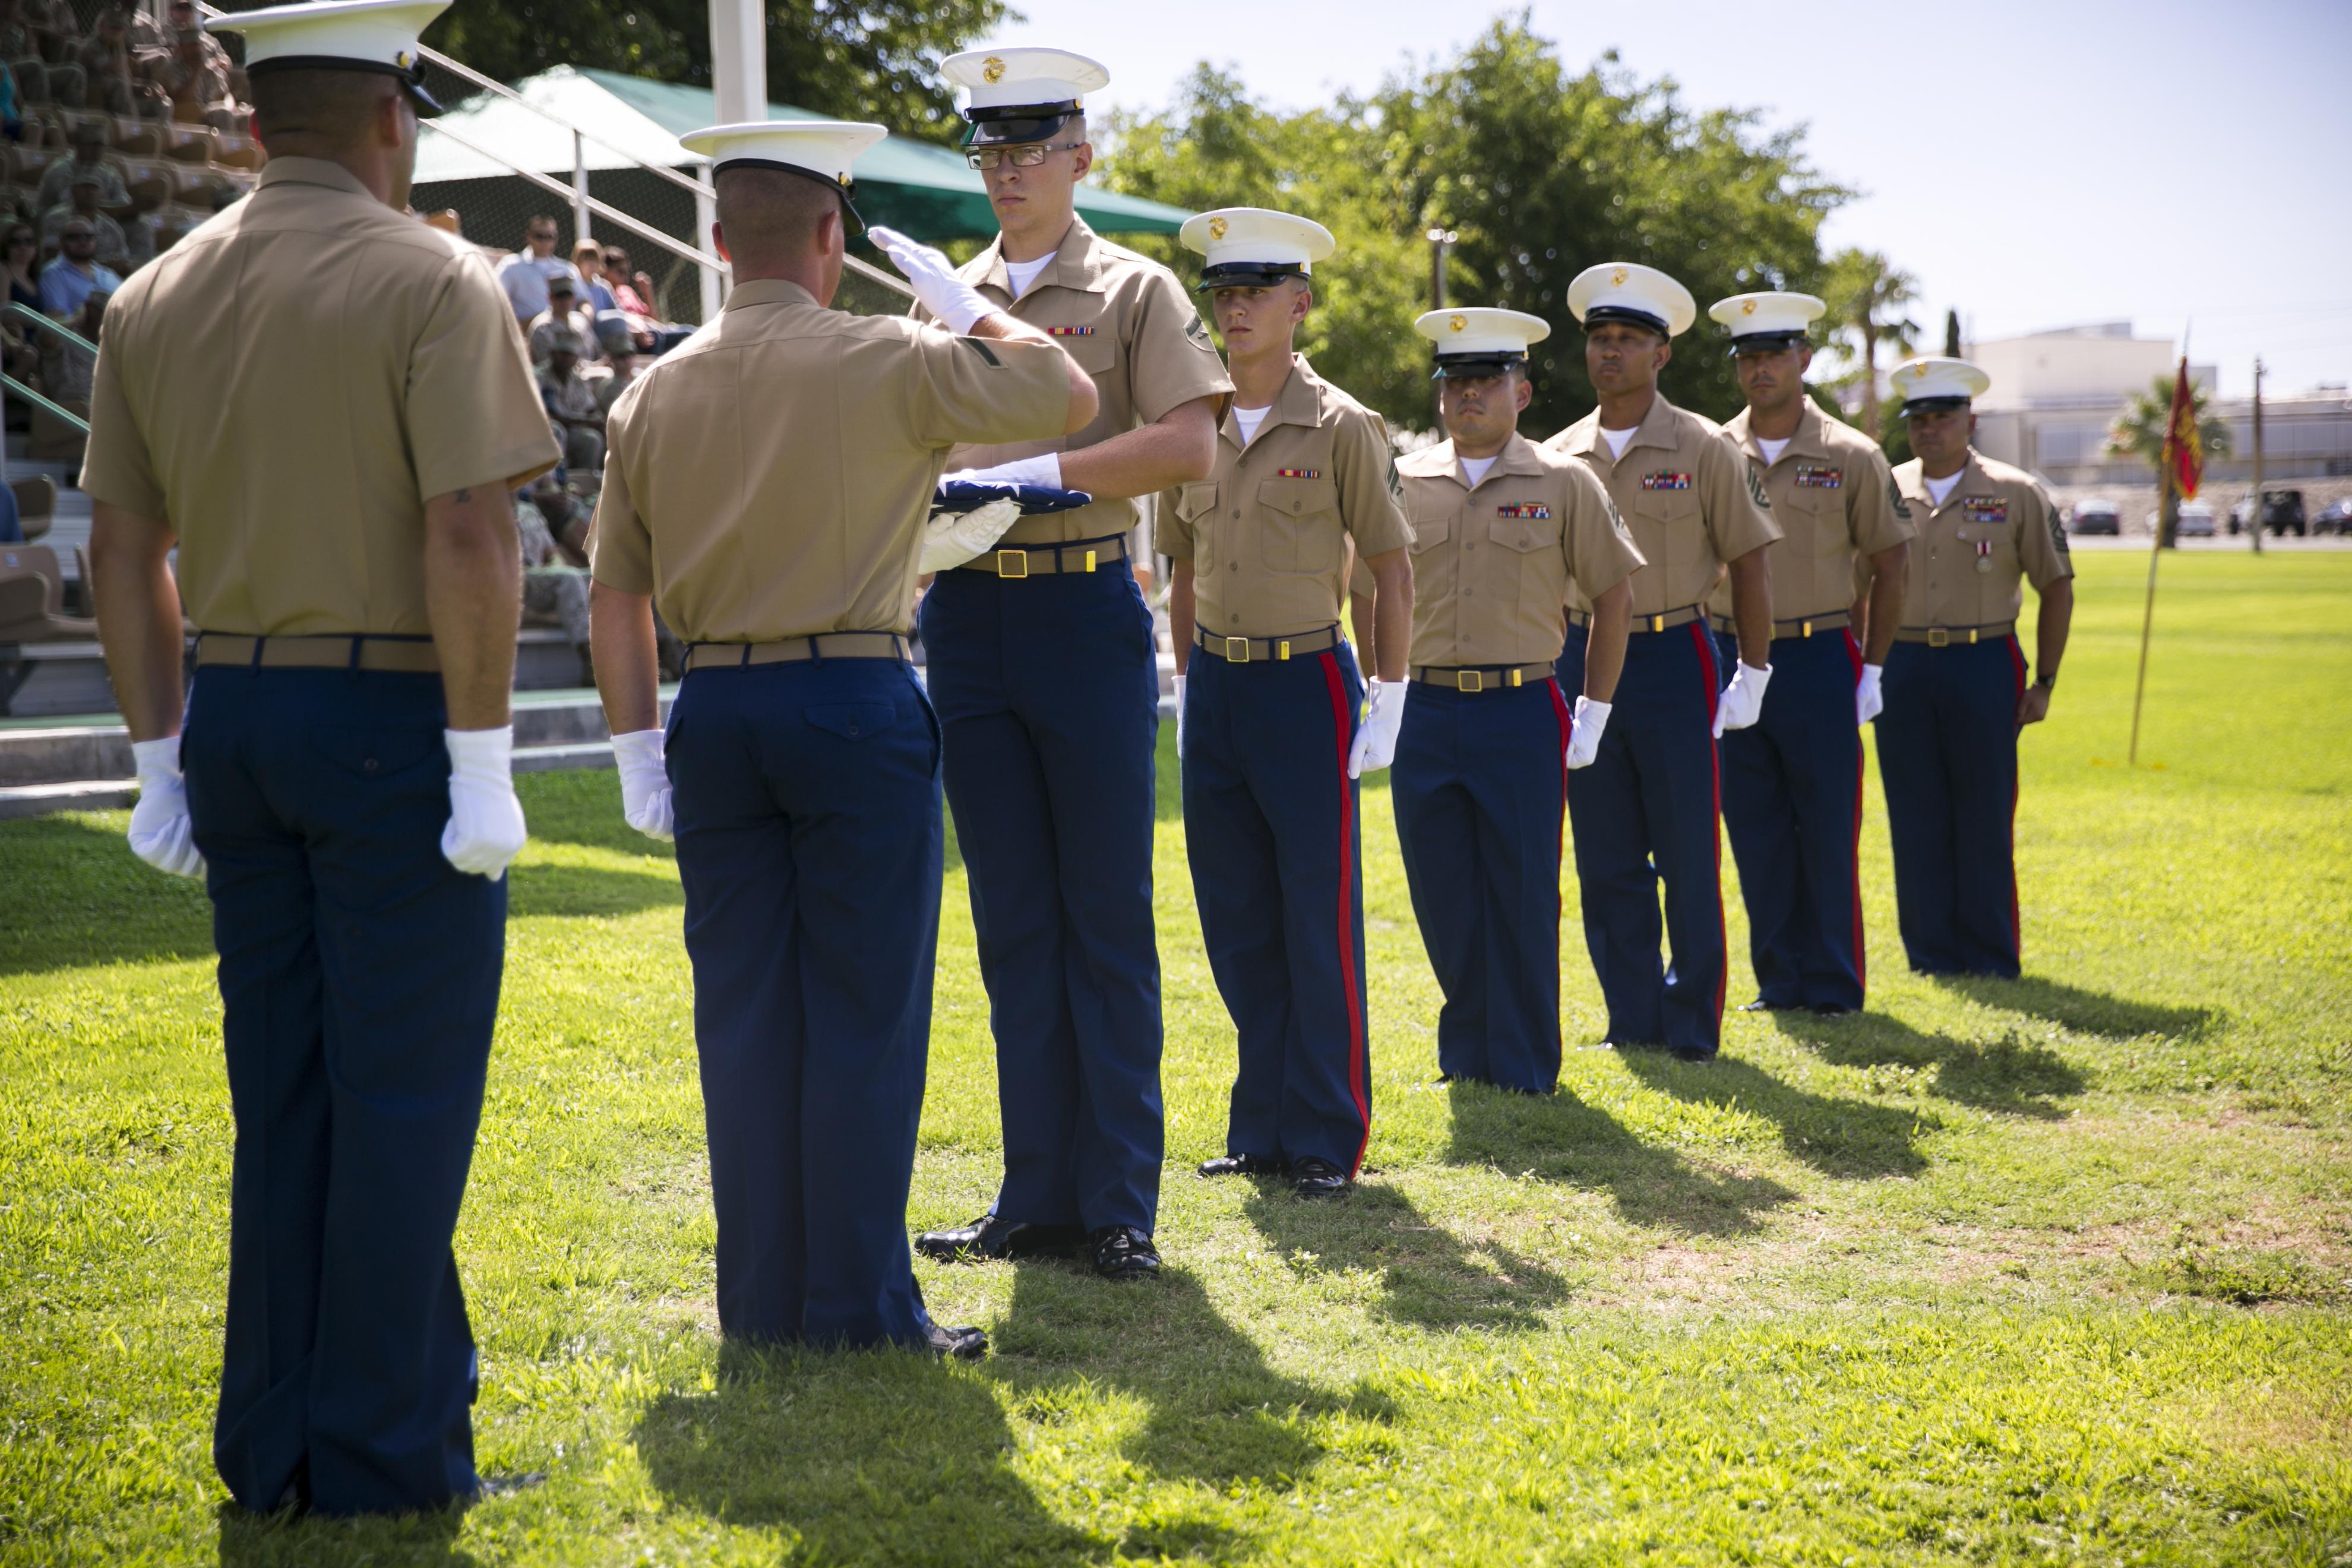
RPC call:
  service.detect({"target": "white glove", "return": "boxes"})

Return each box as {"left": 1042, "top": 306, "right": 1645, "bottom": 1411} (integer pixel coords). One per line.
{"left": 1565, "top": 696, "right": 1610, "bottom": 770}
{"left": 868, "top": 225, "right": 995, "bottom": 335}
{"left": 919, "top": 496, "right": 1021, "bottom": 574}
{"left": 1172, "top": 673, "right": 1187, "bottom": 758}
{"left": 611, "top": 728, "right": 674, "bottom": 842}
{"left": 944, "top": 454, "right": 1064, "bottom": 491}
{"left": 1346, "top": 679, "right": 1406, "bottom": 777}
{"left": 127, "top": 735, "right": 205, "bottom": 879}
{"left": 441, "top": 725, "right": 528, "bottom": 878}
{"left": 1855, "top": 663, "right": 1885, "bottom": 725}
{"left": 1713, "top": 661, "right": 1772, "bottom": 738}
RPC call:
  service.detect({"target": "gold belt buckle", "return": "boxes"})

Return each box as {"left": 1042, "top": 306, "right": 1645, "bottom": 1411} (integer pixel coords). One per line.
{"left": 1926, "top": 627, "right": 1950, "bottom": 649}
{"left": 1649, "top": 614, "right": 1666, "bottom": 633}
{"left": 1459, "top": 669, "right": 1485, "bottom": 693}
{"left": 1225, "top": 635, "right": 1251, "bottom": 663}
{"left": 997, "top": 549, "right": 1029, "bottom": 579}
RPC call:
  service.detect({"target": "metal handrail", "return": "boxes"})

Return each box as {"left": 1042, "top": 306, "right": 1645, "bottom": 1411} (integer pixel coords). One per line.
{"left": 2, "top": 372, "right": 90, "bottom": 431}
{"left": 6, "top": 304, "right": 96, "bottom": 358}
{"left": 413, "top": 43, "right": 712, "bottom": 204}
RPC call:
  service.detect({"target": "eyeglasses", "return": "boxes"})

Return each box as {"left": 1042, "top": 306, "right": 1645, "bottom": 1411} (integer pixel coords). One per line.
{"left": 965, "top": 141, "right": 1082, "bottom": 172}
{"left": 527, "top": 230, "right": 556, "bottom": 243}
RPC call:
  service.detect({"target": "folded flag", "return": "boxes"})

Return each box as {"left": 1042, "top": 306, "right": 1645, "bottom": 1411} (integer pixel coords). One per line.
{"left": 934, "top": 480, "right": 1094, "bottom": 516}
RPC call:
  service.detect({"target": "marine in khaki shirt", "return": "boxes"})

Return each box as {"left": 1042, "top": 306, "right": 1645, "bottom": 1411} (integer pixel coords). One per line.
{"left": 930, "top": 214, "right": 1231, "bottom": 547}
{"left": 84, "top": 156, "right": 558, "bottom": 636}
{"left": 1891, "top": 448, "right": 2073, "bottom": 633}
{"left": 1546, "top": 391, "right": 1781, "bottom": 622}
{"left": 1158, "top": 355, "right": 1411, "bottom": 640}
{"left": 1708, "top": 398, "right": 1911, "bottom": 627}
{"left": 588, "top": 277, "right": 1071, "bottom": 643}
{"left": 1396, "top": 432, "right": 1643, "bottom": 671}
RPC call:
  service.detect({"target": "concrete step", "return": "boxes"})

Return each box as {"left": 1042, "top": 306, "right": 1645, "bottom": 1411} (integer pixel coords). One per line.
{"left": 0, "top": 777, "right": 135, "bottom": 820}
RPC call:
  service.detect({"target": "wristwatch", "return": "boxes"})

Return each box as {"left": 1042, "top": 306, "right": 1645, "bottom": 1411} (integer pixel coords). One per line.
{"left": 2033, "top": 671, "right": 2057, "bottom": 690}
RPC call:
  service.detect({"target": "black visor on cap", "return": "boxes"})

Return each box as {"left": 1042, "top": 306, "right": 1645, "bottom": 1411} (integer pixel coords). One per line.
{"left": 1431, "top": 352, "right": 1525, "bottom": 381}
{"left": 1728, "top": 331, "right": 1807, "bottom": 356}
{"left": 246, "top": 55, "right": 442, "bottom": 116}
{"left": 1582, "top": 304, "right": 1668, "bottom": 336}
{"left": 1899, "top": 395, "right": 1971, "bottom": 415}
{"left": 712, "top": 159, "right": 866, "bottom": 238}
{"left": 1195, "top": 261, "right": 1307, "bottom": 292}
{"left": 963, "top": 103, "right": 1079, "bottom": 146}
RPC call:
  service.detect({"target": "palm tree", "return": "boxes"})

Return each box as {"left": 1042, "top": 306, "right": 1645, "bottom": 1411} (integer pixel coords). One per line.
{"left": 1822, "top": 248, "right": 1919, "bottom": 440}
{"left": 2106, "top": 375, "right": 2234, "bottom": 547}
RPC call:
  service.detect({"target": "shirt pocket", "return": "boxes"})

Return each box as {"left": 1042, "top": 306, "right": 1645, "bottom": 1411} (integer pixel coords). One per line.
{"left": 1406, "top": 511, "right": 1453, "bottom": 554}
{"left": 1044, "top": 304, "right": 1118, "bottom": 377}
{"left": 1954, "top": 522, "right": 2016, "bottom": 580}
{"left": 1487, "top": 507, "right": 1563, "bottom": 554}
{"left": 1255, "top": 478, "right": 1342, "bottom": 574}
{"left": 1176, "top": 481, "right": 1220, "bottom": 578}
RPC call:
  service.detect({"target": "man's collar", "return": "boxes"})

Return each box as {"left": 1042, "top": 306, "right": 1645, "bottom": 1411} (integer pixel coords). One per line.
{"left": 982, "top": 216, "right": 1107, "bottom": 299}
{"left": 1626, "top": 391, "right": 1681, "bottom": 453}
{"left": 1730, "top": 400, "right": 1828, "bottom": 465}
{"left": 1428, "top": 432, "right": 1543, "bottom": 489}
{"left": 255, "top": 157, "right": 376, "bottom": 202}
{"left": 723, "top": 278, "right": 818, "bottom": 313}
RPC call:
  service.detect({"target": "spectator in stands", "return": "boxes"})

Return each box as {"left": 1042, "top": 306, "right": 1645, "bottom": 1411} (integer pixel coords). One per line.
{"left": 528, "top": 273, "right": 599, "bottom": 363}
{"left": 148, "top": 24, "right": 239, "bottom": 133}
{"left": 593, "top": 315, "right": 638, "bottom": 415}
{"left": 4, "top": 222, "right": 37, "bottom": 306}
{"left": 573, "top": 238, "right": 615, "bottom": 310}
{"left": 22, "top": 0, "right": 80, "bottom": 108}
{"left": 1, "top": 0, "right": 50, "bottom": 108}
{"left": 495, "top": 213, "right": 578, "bottom": 324}
{"left": 421, "top": 207, "right": 461, "bottom": 236}
{"left": 536, "top": 327, "right": 605, "bottom": 474}
{"left": 0, "top": 58, "right": 18, "bottom": 135}
{"left": 39, "top": 214, "right": 118, "bottom": 315}
{"left": 514, "top": 472, "right": 594, "bottom": 684}
{"left": 36, "top": 119, "right": 131, "bottom": 219}
{"left": 42, "top": 169, "right": 128, "bottom": 274}
{"left": 40, "top": 279, "right": 99, "bottom": 402}
{"left": 76, "top": 5, "right": 157, "bottom": 119}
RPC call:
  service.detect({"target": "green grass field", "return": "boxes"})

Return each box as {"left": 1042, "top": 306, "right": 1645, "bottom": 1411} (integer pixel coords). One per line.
{"left": 4, "top": 549, "right": 2348, "bottom": 1566}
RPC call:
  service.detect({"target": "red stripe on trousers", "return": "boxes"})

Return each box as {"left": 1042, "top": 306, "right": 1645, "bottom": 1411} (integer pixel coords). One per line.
{"left": 2004, "top": 636, "right": 2027, "bottom": 959}
{"left": 1688, "top": 623, "right": 1727, "bottom": 1028}
{"left": 1546, "top": 677, "right": 1572, "bottom": 1008}
{"left": 1319, "top": 653, "right": 1371, "bottom": 1177}
{"left": 1842, "top": 628, "right": 1867, "bottom": 997}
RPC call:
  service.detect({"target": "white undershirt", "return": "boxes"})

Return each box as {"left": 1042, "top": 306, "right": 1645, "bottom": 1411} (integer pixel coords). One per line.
{"left": 1232, "top": 405, "right": 1270, "bottom": 445}
{"left": 1460, "top": 454, "right": 1499, "bottom": 488}
{"left": 1924, "top": 470, "right": 1964, "bottom": 507}
{"left": 1003, "top": 254, "right": 1054, "bottom": 298}
{"left": 1756, "top": 436, "right": 1791, "bottom": 466}
{"left": 1599, "top": 426, "right": 1637, "bottom": 460}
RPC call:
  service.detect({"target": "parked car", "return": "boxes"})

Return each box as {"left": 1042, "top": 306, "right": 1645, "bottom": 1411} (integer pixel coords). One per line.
{"left": 2069, "top": 498, "right": 2120, "bottom": 535}
{"left": 2145, "top": 501, "right": 2217, "bottom": 538}
{"left": 2229, "top": 489, "right": 2305, "bottom": 536}
{"left": 2312, "top": 499, "right": 2352, "bottom": 536}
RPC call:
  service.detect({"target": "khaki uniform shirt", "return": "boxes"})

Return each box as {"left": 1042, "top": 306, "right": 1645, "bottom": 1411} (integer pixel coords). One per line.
{"left": 923, "top": 216, "right": 1231, "bottom": 547}
{"left": 1545, "top": 392, "right": 1780, "bottom": 616}
{"left": 1891, "top": 449, "right": 2073, "bottom": 628}
{"left": 1396, "top": 432, "right": 1645, "bottom": 669}
{"left": 1155, "top": 355, "right": 1410, "bottom": 640}
{"left": 80, "top": 158, "right": 558, "bottom": 636}
{"left": 36, "top": 153, "right": 129, "bottom": 214}
{"left": 590, "top": 278, "right": 1071, "bottom": 644}
{"left": 1706, "top": 400, "right": 1912, "bottom": 622}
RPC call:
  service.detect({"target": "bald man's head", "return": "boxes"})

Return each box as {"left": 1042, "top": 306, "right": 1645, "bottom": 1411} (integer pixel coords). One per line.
{"left": 251, "top": 67, "right": 402, "bottom": 153}
{"left": 712, "top": 166, "right": 847, "bottom": 272}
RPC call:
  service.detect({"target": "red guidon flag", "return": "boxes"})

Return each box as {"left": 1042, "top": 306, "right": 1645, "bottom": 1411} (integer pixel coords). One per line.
{"left": 2160, "top": 356, "right": 2204, "bottom": 500}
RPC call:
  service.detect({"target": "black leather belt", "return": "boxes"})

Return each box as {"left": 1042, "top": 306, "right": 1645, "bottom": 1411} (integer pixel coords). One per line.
{"left": 194, "top": 632, "right": 438, "bottom": 672}
{"left": 1411, "top": 662, "right": 1553, "bottom": 692}
{"left": 1707, "top": 609, "right": 1852, "bottom": 638}
{"left": 682, "top": 632, "right": 911, "bottom": 673}
{"left": 955, "top": 532, "right": 1131, "bottom": 577}
{"left": 1893, "top": 621, "right": 2015, "bottom": 647}
{"left": 1567, "top": 603, "right": 1706, "bottom": 634}
{"left": 1190, "top": 624, "right": 1342, "bottom": 663}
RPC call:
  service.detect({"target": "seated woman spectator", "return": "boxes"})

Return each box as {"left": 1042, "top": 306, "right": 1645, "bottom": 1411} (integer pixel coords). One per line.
{"left": 4, "top": 222, "right": 37, "bottom": 306}
{"left": 573, "top": 239, "right": 615, "bottom": 311}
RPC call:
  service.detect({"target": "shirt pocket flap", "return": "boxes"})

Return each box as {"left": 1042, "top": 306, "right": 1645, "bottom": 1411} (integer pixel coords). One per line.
{"left": 804, "top": 702, "right": 897, "bottom": 742}
{"left": 1487, "top": 510, "right": 1561, "bottom": 552}
{"left": 1174, "top": 481, "right": 1219, "bottom": 522}
{"left": 1045, "top": 307, "right": 1117, "bottom": 372}
{"left": 1407, "top": 513, "right": 1452, "bottom": 551}
{"left": 1256, "top": 478, "right": 1340, "bottom": 517}
{"left": 1633, "top": 487, "right": 1700, "bottom": 524}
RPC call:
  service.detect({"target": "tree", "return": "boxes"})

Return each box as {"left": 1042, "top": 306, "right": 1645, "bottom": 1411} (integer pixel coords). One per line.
{"left": 2106, "top": 374, "right": 2233, "bottom": 547}
{"left": 1942, "top": 308, "right": 1961, "bottom": 359}
{"left": 1821, "top": 248, "right": 1917, "bottom": 440}
{"left": 1101, "top": 20, "right": 1852, "bottom": 436}
{"left": 399, "top": 0, "right": 1009, "bottom": 142}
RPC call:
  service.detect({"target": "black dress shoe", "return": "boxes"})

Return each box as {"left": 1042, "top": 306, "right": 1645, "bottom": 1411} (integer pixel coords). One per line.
{"left": 923, "top": 1320, "right": 988, "bottom": 1360}
{"left": 1089, "top": 1225, "right": 1161, "bottom": 1281}
{"left": 1197, "top": 1153, "right": 1283, "bottom": 1178}
{"left": 1291, "top": 1157, "right": 1351, "bottom": 1197}
{"left": 914, "top": 1213, "right": 1086, "bottom": 1263}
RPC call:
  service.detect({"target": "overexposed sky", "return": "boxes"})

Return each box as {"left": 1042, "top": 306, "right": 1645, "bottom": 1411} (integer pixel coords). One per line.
{"left": 984, "top": 0, "right": 2352, "bottom": 398}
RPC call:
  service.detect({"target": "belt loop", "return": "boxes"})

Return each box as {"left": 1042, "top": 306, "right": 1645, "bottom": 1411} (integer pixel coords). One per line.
{"left": 738, "top": 644, "right": 751, "bottom": 669}
{"left": 346, "top": 634, "right": 364, "bottom": 676}
{"left": 809, "top": 633, "right": 824, "bottom": 666}
{"left": 248, "top": 634, "right": 265, "bottom": 673}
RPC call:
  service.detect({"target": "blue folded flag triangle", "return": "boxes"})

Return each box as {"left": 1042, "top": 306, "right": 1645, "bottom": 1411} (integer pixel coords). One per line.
{"left": 934, "top": 480, "right": 1094, "bottom": 516}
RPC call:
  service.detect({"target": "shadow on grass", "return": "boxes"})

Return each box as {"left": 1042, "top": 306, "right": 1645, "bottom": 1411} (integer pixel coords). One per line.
{"left": 514, "top": 770, "right": 677, "bottom": 861}
{"left": 1440, "top": 1079, "right": 1797, "bottom": 1234}
{"left": 0, "top": 811, "right": 213, "bottom": 975}
{"left": 1930, "top": 973, "right": 2220, "bottom": 1041}
{"left": 215, "top": 1500, "right": 475, "bottom": 1567}
{"left": 992, "top": 1262, "right": 1382, "bottom": 1502}
{"left": 1617, "top": 1050, "right": 1934, "bottom": 1175}
{"left": 504, "top": 862, "right": 683, "bottom": 919}
{"left": 637, "top": 1340, "right": 1101, "bottom": 1566}
{"left": 1777, "top": 1009, "right": 2088, "bottom": 1120}
{"left": 1242, "top": 1178, "right": 1570, "bottom": 1330}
